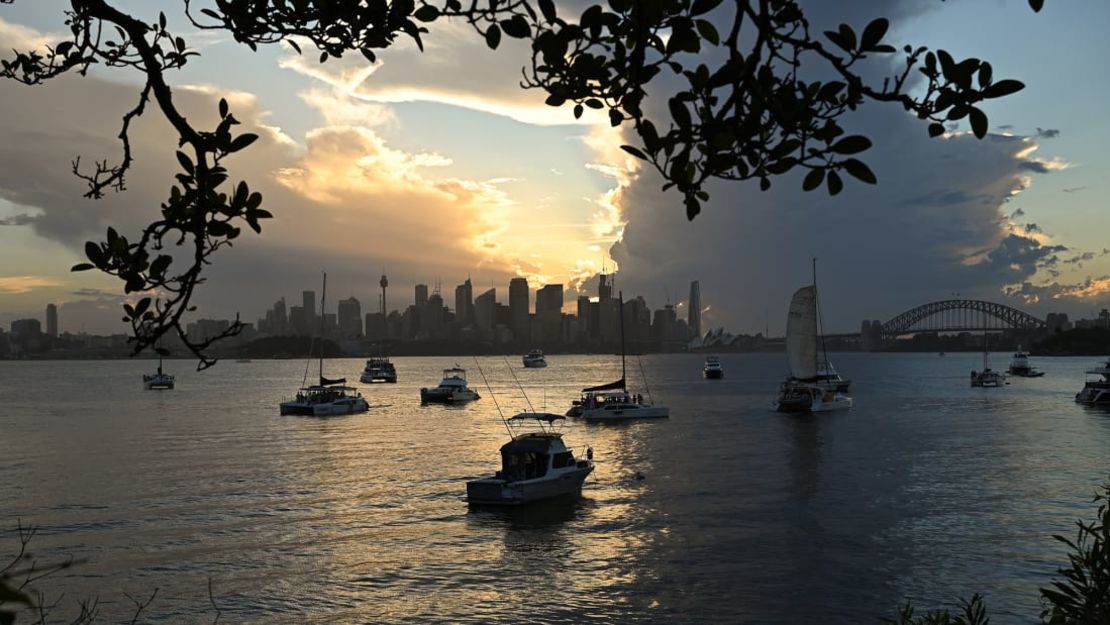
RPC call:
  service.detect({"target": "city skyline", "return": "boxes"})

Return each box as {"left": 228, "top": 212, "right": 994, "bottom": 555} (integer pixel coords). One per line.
{"left": 2, "top": 3, "right": 1110, "bottom": 338}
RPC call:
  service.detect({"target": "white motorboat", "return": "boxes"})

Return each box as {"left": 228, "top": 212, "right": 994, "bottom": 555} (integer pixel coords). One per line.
{"left": 279, "top": 273, "right": 370, "bottom": 417}
{"left": 466, "top": 413, "right": 593, "bottom": 506}
{"left": 571, "top": 292, "right": 669, "bottom": 422}
{"left": 1075, "top": 358, "right": 1110, "bottom": 405}
{"left": 703, "top": 356, "right": 724, "bottom": 379}
{"left": 420, "top": 366, "right": 481, "bottom": 404}
{"left": 360, "top": 356, "right": 397, "bottom": 383}
{"left": 522, "top": 349, "right": 548, "bottom": 368}
{"left": 774, "top": 262, "right": 852, "bottom": 414}
{"left": 142, "top": 356, "right": 175, "bottom": 390}
{"left": 1007, "top": 348, "right": 1044, "bottom": 378}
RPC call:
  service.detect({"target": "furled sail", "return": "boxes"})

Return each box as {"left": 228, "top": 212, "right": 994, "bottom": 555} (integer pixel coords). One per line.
{"left": 320, "top": 376, "right": 347, "bottom": 386}
{"left": 582, "top": 378, "right": 625, "bottom": 393}
{"left": 785, "top": 286, "right": 818, "bottom": 380}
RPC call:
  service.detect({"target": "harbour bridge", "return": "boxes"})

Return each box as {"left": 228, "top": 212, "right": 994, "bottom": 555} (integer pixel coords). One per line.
{"left": 825, "top": 299, "right": 1046, "bottom": 340}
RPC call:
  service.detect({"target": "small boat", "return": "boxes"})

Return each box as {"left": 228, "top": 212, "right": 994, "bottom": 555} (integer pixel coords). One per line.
{"left": 774, "top": 262, "right": 852, "bottom": 413}
{"left": 1075, "top": 358, "right": 1110, "bottom": 405}
{"left": 421, "top": 366, "right": 481, "bottom": 404}
{"left": 360, "top": 356, "right": 397, "bottom": 383}
{"left": 279, "top": 272, "right": 370, "bottom": 417}
{"left": 572, "top": 292, "right": 669, "bottom": 422}
{"left": 466, "top": 412, "right": 593, "bottom": 506}
{"left": 143, "top": 356, "right": 175, "bottom": 390}
{"left": 971, "top": 324, "right": 1006, "bottom": 388}
{"left": 522, "top": 349, "right": 548, "bottom": 368}
{"left": 1007, "top": 348, "right": 1044, "bottom": 377}
{"left": 703, "top": 356, "right": 724, "bottom": 379}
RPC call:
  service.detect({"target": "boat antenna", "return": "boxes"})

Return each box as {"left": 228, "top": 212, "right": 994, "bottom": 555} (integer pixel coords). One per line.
{"left": 813, "top": 257, "right": 830, "bottom": 375}
{"left": 503, "top": 356, "right": 537, "bottom": 414}
{"left": 473, "top": 357, "right": 514, "bottom": 438}
{"left": 619, "top": 291, "right": 627, "bottom": 389}
{"left": 637, "top": 355, "right": 654, "bottom": 406}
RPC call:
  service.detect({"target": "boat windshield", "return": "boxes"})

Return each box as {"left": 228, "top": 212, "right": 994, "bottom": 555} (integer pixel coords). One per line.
{"left": 443, "top": 368, "right": 466, "bottom": 379}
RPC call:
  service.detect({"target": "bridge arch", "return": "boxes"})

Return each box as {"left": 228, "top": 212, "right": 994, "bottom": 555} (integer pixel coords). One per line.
{"left": 881, "top": 299, "right": 1045, "bottom": 336}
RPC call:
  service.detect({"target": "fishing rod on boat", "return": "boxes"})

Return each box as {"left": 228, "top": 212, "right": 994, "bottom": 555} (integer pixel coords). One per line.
{"left": 502, "top": 357, "right": 537, "bottom": 415}
{"left": 473, "top": 356, "right": 514, "bottom": 439}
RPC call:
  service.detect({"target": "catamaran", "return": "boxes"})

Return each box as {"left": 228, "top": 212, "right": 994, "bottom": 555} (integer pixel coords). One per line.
{"left": 570, "top": 292, "right": 670, "bottom": 422}
{"left": 970, "top": 314, "right": 1006, "bottom": 388}
{"left": 1075, "top": 358, "right": 1110, "bottom": 405}
{"left": 279, "top": 273, "right": 370, "bottom": 417}
{"left": 142, "top": 355, "right": 175, "bottom": 390}
{"left": 774, "top": 261, "right": 852, "bottom": 413}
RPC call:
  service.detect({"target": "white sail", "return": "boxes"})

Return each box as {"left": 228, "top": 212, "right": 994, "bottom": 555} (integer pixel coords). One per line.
{"left": 786, "top": 285, "right": 818, "bottom": 380}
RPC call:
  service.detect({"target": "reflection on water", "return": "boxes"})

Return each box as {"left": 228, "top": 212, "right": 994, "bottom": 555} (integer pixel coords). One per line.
{"left": 1, "top": 353, "right": 1108, "bottom": 623}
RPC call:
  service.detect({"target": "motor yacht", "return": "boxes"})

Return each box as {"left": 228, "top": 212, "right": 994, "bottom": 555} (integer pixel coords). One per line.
{"left": 1075, "top": 358, "right": 1110, "bottom": 405}
{"left": 703, "top": 356, "right": 724, "bottom": 379}
{"left": 522, "top": 349, "right": 548, "bottom": 368}
{"left": 466, "top": 413, "right": 593, "bottom": 506}
{"left": 1007, "top": 348, "right": 1044, "bottom": 377}
{"left": 420, "top": 366, "right": 481, "bottom": 404}
{"left": 360, "top": 356, "right": 398, "bottom": 383}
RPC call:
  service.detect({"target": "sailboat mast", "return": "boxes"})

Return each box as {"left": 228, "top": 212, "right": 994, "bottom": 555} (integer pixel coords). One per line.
{"left": 619, "top": 291, "right": 626, "bottom": 388}
{"left": 319, "top": 272, "right": 327, "bottom": 383}
{"left": 813, "top": 257, "right": 828, "bottom": 374}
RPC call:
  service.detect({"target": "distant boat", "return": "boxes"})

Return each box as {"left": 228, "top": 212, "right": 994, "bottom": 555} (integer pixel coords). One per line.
{"left": 1007, "top": 347, "right": 1044, "bottom": 377}
{"left": 143, "top": 355, "right": 175, "bottom": 390}
{"left": 279, "top": 273, "right": 370, "bottom": 417}
{"left": 971, "top": 315, "right": 1006, "bottom": 388}
{"left": 1075, "top": 358, "right": 1110, "bottom": 404}
{"left": 466, "top": 412, "right": 593, "bottom": 506}
{"left": 575, "top": 292, "right": 669, "bottom": 422}
{"left": 420, "top": 366, "right": 481, "bottom": 404}
{"left": 360, "top": 356, "right": 397, "bottom": 383}
{"left": 522, "top": 349, "right": 548, "bottom": 368}
{"left": 774, "top": 261, "right": 852, "bottom": 413}
{"left": 703, "top": 356, "right": 724, "bottom": 379}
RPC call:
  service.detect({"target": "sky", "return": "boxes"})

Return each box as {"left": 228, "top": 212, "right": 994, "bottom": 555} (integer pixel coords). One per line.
{"left": 0, "top": 0, "right": 1108, "bottom": 335}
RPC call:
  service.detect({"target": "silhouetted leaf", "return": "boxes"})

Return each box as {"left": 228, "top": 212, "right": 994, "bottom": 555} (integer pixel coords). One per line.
{"left": 842, "top": 158, "right": 877, "bottom": 184}
{"left": 219, "top": 98, "right": 228, "bottom": 119}
{"left": 982, "top": 79, "right": 1024, "bottom": 99}
{"left": 621, "top": 145, "right": 647, "bottom": 160}
{"left": 690, "top": 0, "right": 724, "bottom": 16}
{"left": 175, "top": 151, "right": 194, "bottom": 174}
{"left": 826, "top": 169, "right": 843, "bottom": 195}
{"left": 831, "top": 135, "right": 871, "bottom": 154}
{"left": 485, "top": 24, "right": 501, "bottom": 49}
{"left": 928, "top": 122, "right": 945, "bottom": 137}
{"left": 1028, "top": 0, "right": 1044, "bottom": 11}
{"left": 413, "top": 5, "right": 439, "bottom": 22}
{"left": 501, "top": 16, "right": 530, "bottom": 38}
{"left": 802, "top": 168, "right": 824, "bottom": 191}
{"left": 860, "top": 18, "right": 888, "bottom": 51}
{"left": 229, "top": 133, "right": 259, "bottom": 152}
{"left": 968, "top": 107, "right": 988, "bottom": 138}
{"left": 538, "top": 0, "right": 557, "bottom": 23}
{"left": 71, "top": 263, "right": 95, "bottom": 272}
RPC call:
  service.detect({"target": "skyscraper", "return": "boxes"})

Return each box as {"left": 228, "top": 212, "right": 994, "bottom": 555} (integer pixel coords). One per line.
{"left": 474, "top": 288, "right": 496, "bottom": 330}
{"left": 454, "top": 278, "right": 473, "bottom": 325}
{"left": 688, "top": 280, "right": 702, "bottom": 338}
{"left": 536, "top": 284, "right": 564, "bottom": 314}
{"left": 337, "top": 296, "right": 363, "bottom": 337}
{"left": 535, "top": 284, "right": 564, "bottom": 344}
{"left": 509, "top": 277, "right": 529, "bottom": 341}
{"left": 302, "top": 290, "right": 316, "bottom": 326}
{"left": 598, "top": 273, "right": 613, "bottom": 302}
{"left": 45, "top": 303, "right": 57, "bottom": 338}
{"left": 415, "top": 283, "right": 429, "bottom": 309}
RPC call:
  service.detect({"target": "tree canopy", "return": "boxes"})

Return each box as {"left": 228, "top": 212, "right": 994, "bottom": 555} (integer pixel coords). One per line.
{"left": 0, "top": 0, "right": 1045, "bottom": 367}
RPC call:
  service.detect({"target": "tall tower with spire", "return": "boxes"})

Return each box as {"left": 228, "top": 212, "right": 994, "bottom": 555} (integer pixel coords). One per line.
{"left": 379, "top": 273, "right": 388, "bottom": 316}
{"left": 688, "top": 280, "right": 702, "bottom": 338}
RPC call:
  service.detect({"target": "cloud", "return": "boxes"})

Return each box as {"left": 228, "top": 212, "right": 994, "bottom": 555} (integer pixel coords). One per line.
{"left": 0, "top": 213, "right": 36, "bottom": 226}
{"left": 0, "top": 275, "right": 63, "bottom": 294}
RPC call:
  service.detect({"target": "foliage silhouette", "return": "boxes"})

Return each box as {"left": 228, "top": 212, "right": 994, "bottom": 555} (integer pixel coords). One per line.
{"left": 0, "top": 0, "right": 1045, "bottom": 366}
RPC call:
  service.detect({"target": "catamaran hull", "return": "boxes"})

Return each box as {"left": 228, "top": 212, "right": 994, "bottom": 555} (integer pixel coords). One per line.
{"left": 775, "top": 396, "right": 853, "bottom": 413}
{"left": 1008, "top": 368, "right": 1044, "bottom": 378}
{"left": 360, "top": 374, "right": 397, "bottom": 383}
{"left": 522, "top": 361, "right": 547, "bottom": 368}
{"left": 280, "top": 398, "right": 370, "bottom": 416}
{"left": 704, "top": 370, "right": 724, "bottom": 379}
{"left": 466, "top": 466, "right": 593, "bottom": 506}
{"left": 1076, "top": 387, "right": 1110, "bottom": 404}
{"left": 582, "top": 405, "right": 670, "bottom": 421}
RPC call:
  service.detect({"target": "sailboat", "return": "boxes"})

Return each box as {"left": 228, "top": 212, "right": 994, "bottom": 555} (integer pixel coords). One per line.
{"left": 279, "top": 273, "right": 370, "bottom": 416}
{"left": 970, "top": 316, "right": 1006, "bottom": 387}
{"left": 571, "top": 292, "right": 670, "bottom": 422}
{"left": 774, "top": 261, "right": 852, "bottom": 413}
{"left": 142, "top": 354, "right": 175, "bottom": 390}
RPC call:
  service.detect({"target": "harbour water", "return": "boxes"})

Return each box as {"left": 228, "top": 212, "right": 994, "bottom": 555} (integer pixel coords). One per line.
{"left": 2, "top": 353, "right": 1109, "bottom": 623}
